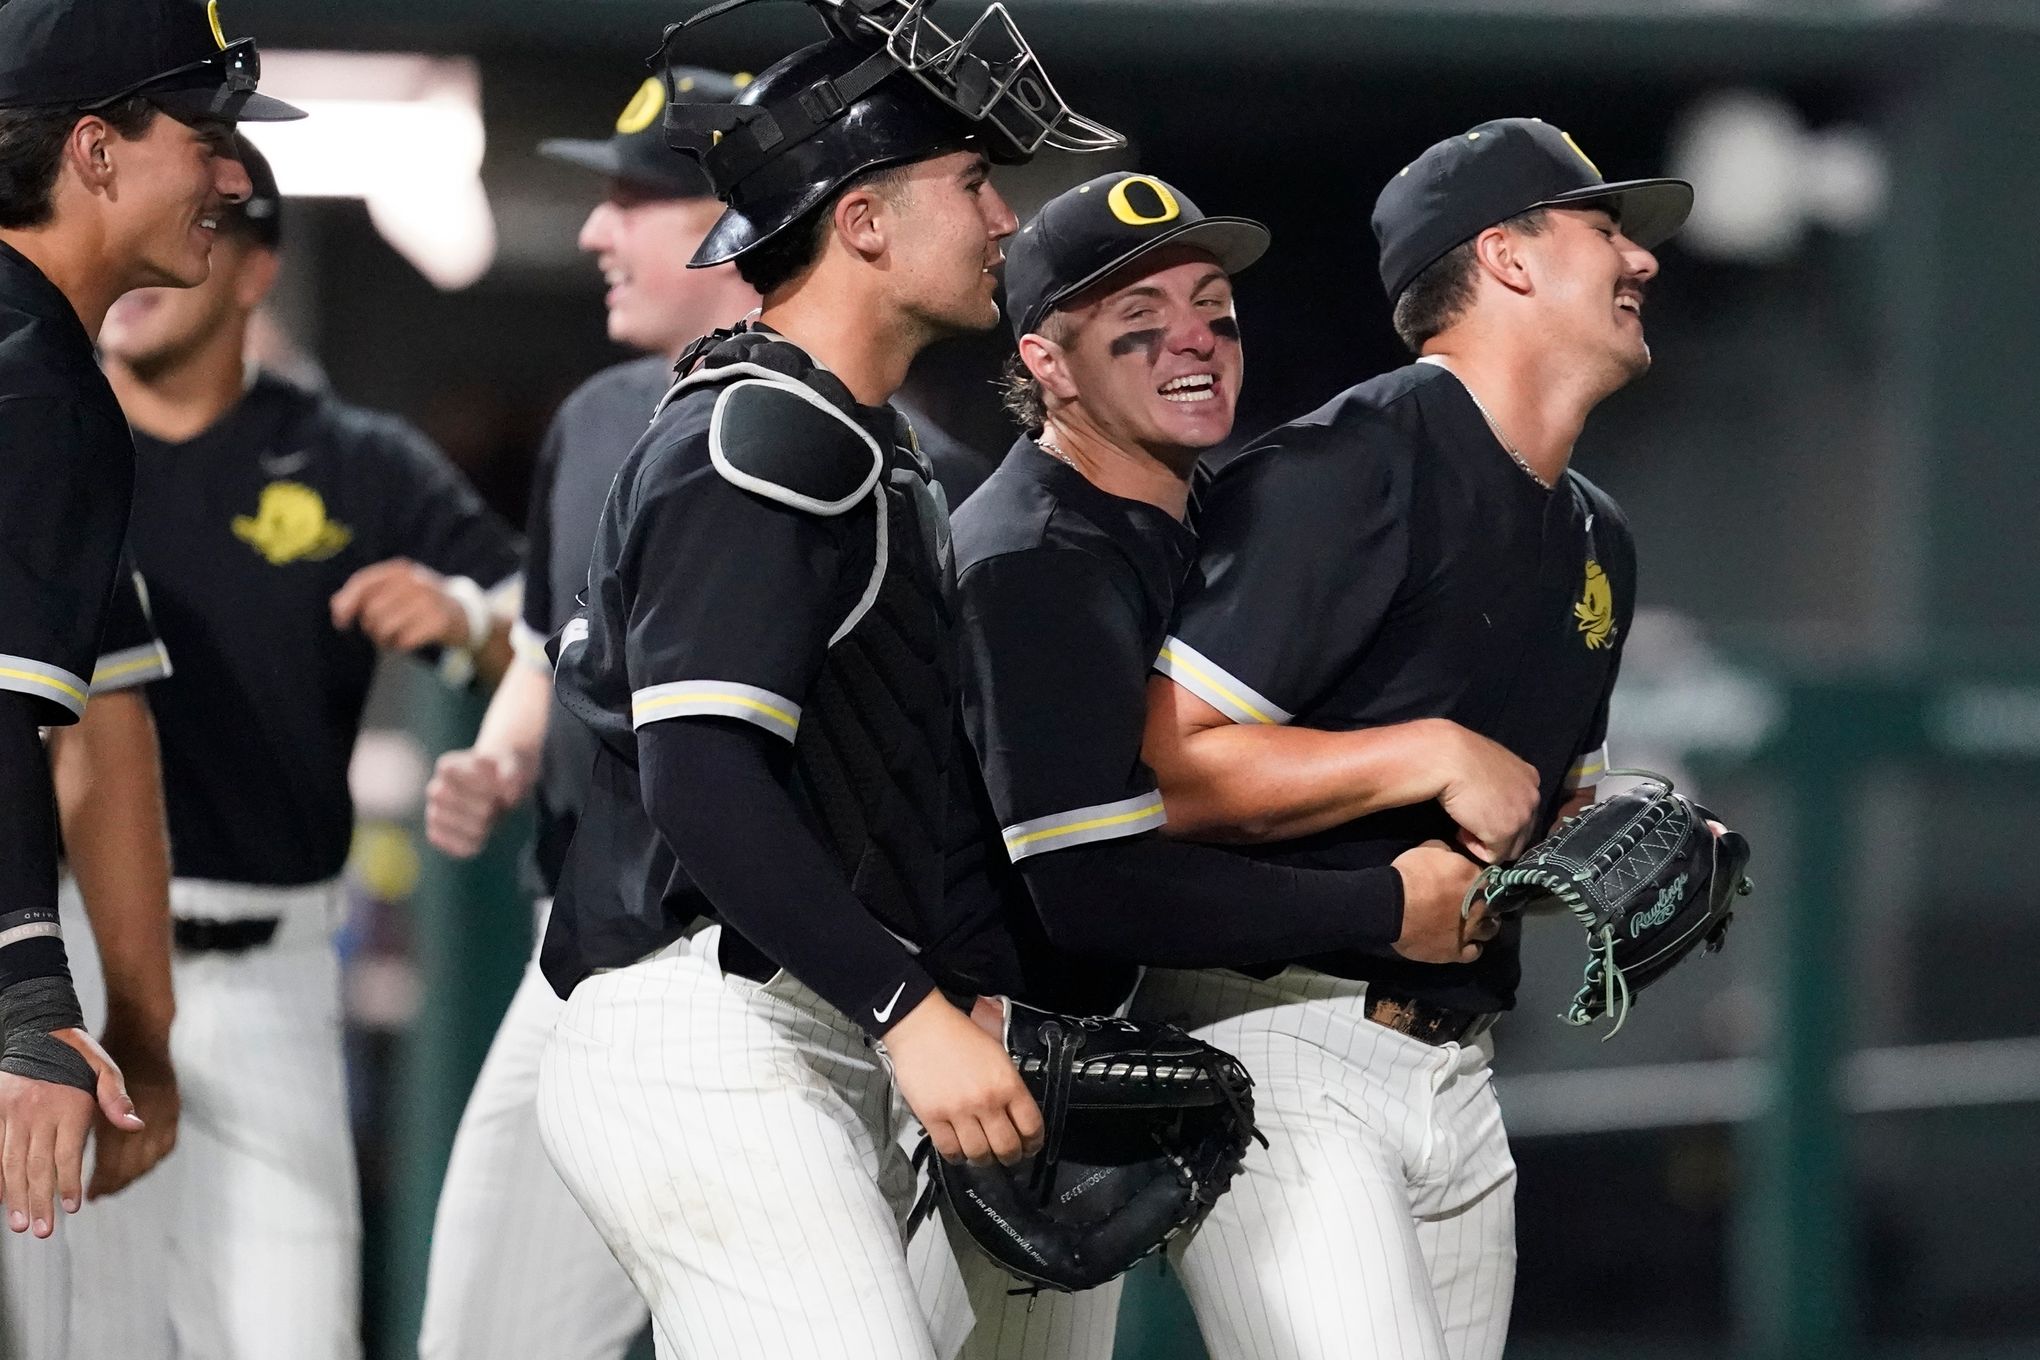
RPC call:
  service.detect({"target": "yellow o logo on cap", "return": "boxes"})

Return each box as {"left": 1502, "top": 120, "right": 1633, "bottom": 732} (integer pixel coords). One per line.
{"left": 206, "top": 0, "right": 227, "bottom": 49}
{"left": 1107, "top": 175, "right": 1182, "bottom": 228}
{"left": 616, "top": 78, "right": 665, "bottom": 136}
{"left": 1560, "top": 130, "right": 1601, "bottom": 177}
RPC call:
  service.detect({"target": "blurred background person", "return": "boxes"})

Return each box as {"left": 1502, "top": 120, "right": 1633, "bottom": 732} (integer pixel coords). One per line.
{"left": 46, "top": 136, "right": 520, "bottom": 1360}
{"left": 417, "top": 68, "right": 756, "bottom": 1360}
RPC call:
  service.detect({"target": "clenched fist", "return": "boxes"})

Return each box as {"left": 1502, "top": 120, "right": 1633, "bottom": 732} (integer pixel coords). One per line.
{"left": 425, "top": 748, "right": 532, "bottom": 858}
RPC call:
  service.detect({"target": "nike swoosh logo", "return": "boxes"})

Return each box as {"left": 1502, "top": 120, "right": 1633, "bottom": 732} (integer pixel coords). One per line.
{"left": 872, "top": 981, "right": 907, "bottom": 1025}
{"left": 259, "top": 450, "right": 313, "bottom": 476}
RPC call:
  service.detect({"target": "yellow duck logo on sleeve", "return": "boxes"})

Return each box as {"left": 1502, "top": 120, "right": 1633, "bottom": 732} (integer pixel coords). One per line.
{"left": 232, "top": 482, "right": 353, "bottom": 565}
{"left": 1574, "top": 557, "right": 1615, "bottom": 650}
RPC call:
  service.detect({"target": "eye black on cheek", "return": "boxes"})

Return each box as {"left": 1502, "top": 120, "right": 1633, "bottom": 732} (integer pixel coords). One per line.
{"left": 1109, "top": 328, "right": 1165, "bottom": 360}
{"left": 1210, "top": 316, "right": 1241, "bottom": 342}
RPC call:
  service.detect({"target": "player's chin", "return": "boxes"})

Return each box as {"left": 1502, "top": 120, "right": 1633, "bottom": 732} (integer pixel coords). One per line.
{"left": 1153, "top": 393, "right": 1235, "bottom": 445}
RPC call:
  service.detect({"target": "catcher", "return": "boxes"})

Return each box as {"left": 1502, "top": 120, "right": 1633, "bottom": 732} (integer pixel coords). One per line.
{"left": 933, "top": 173, "right": 1497, "bottom": 1358}
{"left": 1136, "top": 119, "right": 1739, "bottom": 1360}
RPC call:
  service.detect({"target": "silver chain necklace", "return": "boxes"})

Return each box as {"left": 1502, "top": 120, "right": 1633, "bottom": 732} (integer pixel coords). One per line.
{"left": 1424, "top": 360, "right": 1552, "bottom": 490}
{"left": 1036, "top": 429, "right": 1077, "bottom": 469}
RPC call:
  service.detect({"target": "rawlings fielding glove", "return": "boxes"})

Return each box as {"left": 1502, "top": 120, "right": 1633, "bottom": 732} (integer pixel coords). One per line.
{"left": 1472, "top": 770, "right": 1753, "bottom": 1037}
{"left": 916, "top": 1000, "right": 1263, "bottom": 1293}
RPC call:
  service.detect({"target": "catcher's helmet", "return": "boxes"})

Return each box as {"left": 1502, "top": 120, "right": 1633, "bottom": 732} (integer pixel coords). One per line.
{"left": 661, "top": 0, "right": 1123, "bottom": 266}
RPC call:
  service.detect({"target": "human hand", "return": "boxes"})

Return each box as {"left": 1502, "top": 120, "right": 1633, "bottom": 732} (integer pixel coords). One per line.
{"left": 1427, "top": 721, "right": 1541, "bottom": 864}
{"left": 0, "top": 1029, "right": 142, "bottom": 1236}
{"left": 85, "top": 1028, "right": 178, "bottom": 1200}
{"left": 330, "top": 558, "right": 474, "bottom": 653}
{"left": 884, "top": 992, "right": 1043, "bottom": 1167}
{"left": 425, "top": 747, "right": 529, "bottom": 857}
{"left": 1390, "top": 839, "right": 1496, "bottom": 964}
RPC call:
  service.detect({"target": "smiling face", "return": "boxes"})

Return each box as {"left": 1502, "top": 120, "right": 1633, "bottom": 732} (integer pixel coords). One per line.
{"left": 578, "top": 183, "right": 757, "bottom": 356}
{"left": 1517, "top": 205, "right": 1659, "bottom": 385}
{"left": 101, "top": 229, "right": 272, "bottom": 377}
{"left": 104, "top": 113, "right": 253, "bottom": 290}
{"left": 1025, "top": 245, "right": 1244, "bottom": 456}
{"left": 881, "top": 150, "right": 1021, "bottom": 338}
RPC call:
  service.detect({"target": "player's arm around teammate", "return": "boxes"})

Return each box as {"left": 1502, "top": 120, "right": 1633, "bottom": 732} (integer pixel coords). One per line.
{"left": 0, "top": 0, "right": 302, "bottom": 1238}
{"left": 951, "top": 173, "right": 1491, "bottom": 979}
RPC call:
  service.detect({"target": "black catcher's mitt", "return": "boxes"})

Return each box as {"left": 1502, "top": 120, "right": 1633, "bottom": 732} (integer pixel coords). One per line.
{"left": 916, "top": 1001, "right": 1263, "bottom": 1293}
{"left": 1472, "top": 770, "right": 1754, "bottom": 1037}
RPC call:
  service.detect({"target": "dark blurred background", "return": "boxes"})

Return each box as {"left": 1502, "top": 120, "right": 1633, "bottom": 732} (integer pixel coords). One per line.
{"left": 216, "top": 1, "right": 2040, "bottom": 1356}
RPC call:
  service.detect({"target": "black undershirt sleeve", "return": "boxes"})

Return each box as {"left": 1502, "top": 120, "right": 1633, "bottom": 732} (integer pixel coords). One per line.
{"left": 0, "top": 697, "right": 94, "bottom": 1089}
{"left": 639, "top": 717, "right": 936, "bottom": 1038}
{"left": 1019, "top": 836, "right": 1405, "bottom": 967}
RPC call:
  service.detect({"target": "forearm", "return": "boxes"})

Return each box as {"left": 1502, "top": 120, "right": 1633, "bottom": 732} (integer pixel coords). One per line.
{"left": 1020, "top": 836, "right": 1404, "bottom": 965}
{"left": 471, "top": 661, "right": 551, "bottom": 791}
{"left": 472, "top": 617, "right": 515, "bottom": 691}
{"left": 1146, "top": 702, "right": 1450, "bottom": 844}
{"left": 0, "top": 696, "right": 93, "bottom": 1087}
{"left": 47, "top": 692, "right": 173, "bottom": 1042}
{"left": 640, "top": 720, "right": 936, "bottom": 1036}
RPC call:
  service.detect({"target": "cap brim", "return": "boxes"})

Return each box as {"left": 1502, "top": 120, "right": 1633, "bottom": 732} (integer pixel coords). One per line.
{"left": 1025, "top": 216, "right": 1271, "bottom": 335}
{"left": 1538, "top": 177, "right": 1693, "bottom": 250}
{"left": 538, "top": 137, "right": 708, "bottom": 200}
{"left": 150, "top": 85, "right": 306, "bottom": 123}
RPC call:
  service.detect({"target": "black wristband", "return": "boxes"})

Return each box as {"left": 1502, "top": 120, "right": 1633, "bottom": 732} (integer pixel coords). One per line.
{"left": 0, "top": 975, "right": 93, "bottom": 1093}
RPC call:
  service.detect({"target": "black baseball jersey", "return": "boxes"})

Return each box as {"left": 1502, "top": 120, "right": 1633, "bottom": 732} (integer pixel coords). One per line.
{"left": 1159, "top": 359, "right": 1635, "bottom": 1014}
{"left": 542, "top": 330, "right": 970, "bottom": 1001}
{"left": 515, "top": 355, "right": 671, "bottom": 897}
{"left": 90, "top": 557, "right": 172, "bottom": 697}
{"left": 946, "top": 439, "right": 1194, "bottom": 1010}
{"left": 954, "top": 440, "right": 1188, "bottom": 864}
{"left": 128, "top": 371, "right": 521, "bottom": 885}
{"left": 0, "top": 241, "right": 135, "bottom": 726}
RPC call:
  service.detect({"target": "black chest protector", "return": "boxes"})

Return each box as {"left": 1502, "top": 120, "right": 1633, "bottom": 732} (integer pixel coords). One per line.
{"left": 667, "top": 328, "right": 967, "bottom": 968}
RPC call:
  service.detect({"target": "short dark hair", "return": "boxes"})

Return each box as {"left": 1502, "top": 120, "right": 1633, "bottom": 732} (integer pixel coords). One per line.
{"left": 0, "top": 99, "right": 158, "bottom": 230}
{"left": 734, "top": 162, "right": 913, "bottom": 296}
{"left": 998, "top": 312, "right": 1074, "bottom": 432}
{"left": 1390, "top": 206, "right": 1551, "bottom": 353}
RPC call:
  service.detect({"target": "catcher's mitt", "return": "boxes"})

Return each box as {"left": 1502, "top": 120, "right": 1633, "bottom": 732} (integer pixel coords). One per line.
{"left": 1471, "top": 770, "right": 1753, "bottom": 1038}
{"left": 915, "top": 1000, "right": 1263, "bottom": 1293}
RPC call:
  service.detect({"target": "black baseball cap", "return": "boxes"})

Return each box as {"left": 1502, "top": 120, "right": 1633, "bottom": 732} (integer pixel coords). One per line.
{"left": 538, "top": 70, "right": 746, "bottom": 200}
{"left": 1005, "top": 172, "right": 1269, "bottom": 340}
{"left": 1372, "top": 117, "right": 1691, "bottom": 303}
{"left": 0, "top": 0, "right": 304, "bottom": 122}
{"left": 223, "top": 132, "right": 280, "bottom": 248}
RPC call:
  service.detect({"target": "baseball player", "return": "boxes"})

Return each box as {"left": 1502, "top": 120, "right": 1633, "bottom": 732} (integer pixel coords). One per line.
{"left": 532, "top": 11, "right": 1122, "bottom": 1357}
{"left": 942, "top": 170, "right": 1499, "bottom": 1359}
{"left": 0, "top": 0, "right": 299, "bottom": 1257}
{"left": 418, "top": 69, "right": 757, "bottom": 1360}
{"left": 1135, "top": 120, "right": 1693, "bottom": 1360}
{"left": 0, "top": 568, "right": 180, "bottom": 1360}
{"left": 41, "top": 135, "right": 522, "bottom": 1359}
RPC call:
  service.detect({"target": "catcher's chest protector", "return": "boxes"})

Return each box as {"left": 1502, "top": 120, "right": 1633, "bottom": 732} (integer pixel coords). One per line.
{"left": 791, "top": 460, "right": 961, "bottom": 953}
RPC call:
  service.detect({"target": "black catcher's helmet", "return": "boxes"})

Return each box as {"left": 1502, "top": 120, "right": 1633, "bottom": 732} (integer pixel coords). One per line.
{"left": 661, "top": 0, "right": 1123, "bottom": 265}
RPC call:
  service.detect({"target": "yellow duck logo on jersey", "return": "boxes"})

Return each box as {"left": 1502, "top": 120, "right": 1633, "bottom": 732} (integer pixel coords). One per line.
{"left": 232, "top": 482, "right": 353, "bottom": 565}
{"left": 1574, "top": 557, "right": 1615, "bottom": 649}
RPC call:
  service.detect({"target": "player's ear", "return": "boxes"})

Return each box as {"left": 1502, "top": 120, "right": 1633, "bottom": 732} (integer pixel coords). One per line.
{"left": 64, "top": 115, "right": 119, "bottom": 196}
{"left": 832, "top": 182, "right": 892, "bottom": 262}
{"left": 1470, "top": 224, "right": 1533, "bottom": 298}
{"left": 1019, "top": 329, "right": 1079, "bottom": 404}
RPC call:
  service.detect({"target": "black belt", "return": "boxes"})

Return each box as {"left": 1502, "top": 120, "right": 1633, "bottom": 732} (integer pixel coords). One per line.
{"left": 1364, "top": 986, "right": 1495, "bottom": 1046}
{"left": 174, "top": 917, "right": 279, "bottom": 954}
{"left": 1229, "top": 966, "right": 1495, "bottom": 1047}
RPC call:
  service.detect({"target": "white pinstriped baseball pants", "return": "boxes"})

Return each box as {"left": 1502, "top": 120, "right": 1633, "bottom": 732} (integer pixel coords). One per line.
{"left": 0, "top": 878, "right": 360, "bottom": 1360}
{"left": 419, "top": 899, "right": 647, "bottom": 1360}
{"left": 1132, "top": 967, "right": 1517, "bottom": 1360}
{"left": 535, "top": 925, "right": 978, "bottom": 1360}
